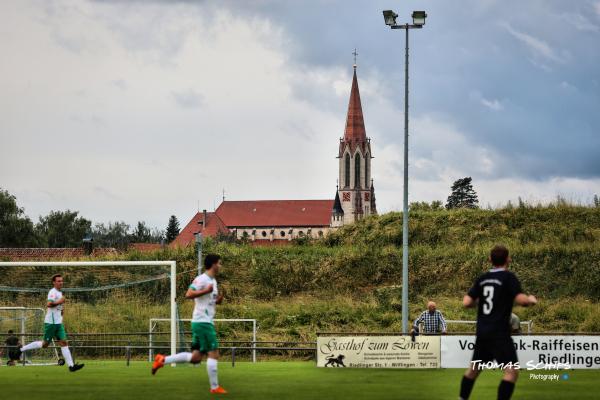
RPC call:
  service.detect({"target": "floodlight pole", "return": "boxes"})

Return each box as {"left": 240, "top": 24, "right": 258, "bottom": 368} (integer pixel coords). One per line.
{"left": 388, "top": 19, "right": 424, "bottom": 335}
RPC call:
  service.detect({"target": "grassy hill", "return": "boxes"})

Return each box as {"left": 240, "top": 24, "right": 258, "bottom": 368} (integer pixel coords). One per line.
{"left": 119, "top": 204, "right": 600, "bottom": 340}
{"left": 3, "top": 205, "right": 599, "bottom": 348}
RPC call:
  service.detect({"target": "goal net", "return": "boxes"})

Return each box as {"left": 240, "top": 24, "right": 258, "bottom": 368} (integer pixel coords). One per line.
{"left": 0, "top": 261, "right": 177, "bottom": 364}
{"left": 0, "top": 307, "right": 61, "bottom": 365}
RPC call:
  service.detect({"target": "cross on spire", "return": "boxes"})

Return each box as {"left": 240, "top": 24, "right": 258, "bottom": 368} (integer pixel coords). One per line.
{"left": 353, "top": 48, "right": 359, "bottom": 69}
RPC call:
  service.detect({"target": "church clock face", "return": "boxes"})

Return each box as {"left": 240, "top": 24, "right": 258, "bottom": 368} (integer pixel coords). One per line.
{"left": 342, "top": 192, "right": 351, "bottom": 202}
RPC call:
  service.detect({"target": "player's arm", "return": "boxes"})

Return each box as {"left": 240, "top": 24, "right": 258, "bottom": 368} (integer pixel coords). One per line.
{"left": 215, "top": 287, "right": 225, "bottom": 304}
{"left": 463, "top": 294, "right": 477, "bottom": 308}
{"left": 47, "top": 297, "right": 65, "bottom": 308}
{"left": 514, "top": 293, "right": 537, "bottom": 307}
{"left": 185, "top": 284, "right": 213, "bottom": 299}
{"left": 464, "top": 278, "right": 481, "bottom": 308}
{"left": 512, "top": 274, "right": 537, "bottom": 306}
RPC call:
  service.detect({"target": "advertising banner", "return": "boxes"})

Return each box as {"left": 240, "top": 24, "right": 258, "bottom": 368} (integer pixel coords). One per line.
{"left": 317, "top": 335, "right": 440, "bottom": 368}
{"left": 441, "top": 336, "right": 600, "bottom": 369}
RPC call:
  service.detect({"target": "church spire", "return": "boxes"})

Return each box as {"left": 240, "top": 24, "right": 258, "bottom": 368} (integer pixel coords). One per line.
{"left": 343, "top": 61, "right": 367, "bottom": 143}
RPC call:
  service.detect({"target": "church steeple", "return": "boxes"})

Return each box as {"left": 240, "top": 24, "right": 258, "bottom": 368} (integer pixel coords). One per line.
{"left": 334, "top": 55, "right": 377, "bottom": 226}
{"left": 343, "top": 67, "right": 367, "bottom": 143}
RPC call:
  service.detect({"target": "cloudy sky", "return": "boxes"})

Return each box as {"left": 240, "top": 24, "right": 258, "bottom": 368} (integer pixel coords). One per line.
{"left": 1, "top": 0, "right": 599, "bottom": 230}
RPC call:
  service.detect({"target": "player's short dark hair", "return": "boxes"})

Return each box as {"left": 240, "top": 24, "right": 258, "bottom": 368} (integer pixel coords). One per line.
{"left": 51, "top": 274, "right": 62, "bottom": 282}
{"left": 490, "top": 245, "right": 509, "bottom": 266}
{"left": 204, "top": 254, "right": 221, "bottom": 269}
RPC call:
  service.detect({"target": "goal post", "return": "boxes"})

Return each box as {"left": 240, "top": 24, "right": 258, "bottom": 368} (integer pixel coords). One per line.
{"left": 0, "top": 261, "right": 178, "bottom": 359}
{"left": 0, "top": 306, "right": 61, "bottom": 365}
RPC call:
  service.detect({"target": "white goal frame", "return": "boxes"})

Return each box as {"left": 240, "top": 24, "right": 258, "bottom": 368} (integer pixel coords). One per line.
{"left": 0, "top": 306, "right": 61, "bottom": 365}
{"left": 149, "top": 318, "right": 257, "bottom": 362}
{"left": 0, "top": 261, "right": 178, "bottom": 356}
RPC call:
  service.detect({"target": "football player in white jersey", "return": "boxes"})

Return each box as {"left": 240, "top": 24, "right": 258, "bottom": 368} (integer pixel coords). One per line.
{"left": 152, "top": 254, "right": 226, "bottom": 394}
{"left": 20, "top": 274, "right": 84, "bottom": 371}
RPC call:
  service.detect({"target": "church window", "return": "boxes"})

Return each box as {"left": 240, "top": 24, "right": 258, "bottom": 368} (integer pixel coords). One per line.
{"left": 344, "top": 154, "right": 350, "bottom": 187}
{"left": 355, "top": 155, "right": 361, "bottom": 188}
{"left": 261, "top": 231, "right": 267, "bottom": 237}
{"left": 280, "top": 231, "right": 286, "bottom": 237}
{"left": 365, "top": 156, "right": 369, "bottom": 188}
{"left": 342, "top": 192, "right": 351, "bottom": 202}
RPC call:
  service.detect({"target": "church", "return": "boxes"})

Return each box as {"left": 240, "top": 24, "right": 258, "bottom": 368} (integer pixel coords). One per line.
{"left": 172, "top": 63, "right": 377, "bottom": 246}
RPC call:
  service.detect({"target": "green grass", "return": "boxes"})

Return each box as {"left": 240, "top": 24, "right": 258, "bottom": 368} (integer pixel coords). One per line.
{"left": 1, "top": 361, "right": 599, "bottom": 399}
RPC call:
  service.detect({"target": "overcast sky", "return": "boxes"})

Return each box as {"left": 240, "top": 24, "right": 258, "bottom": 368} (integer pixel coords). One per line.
{"left": 1, "top": 0, "right": 599, "bottom": 230}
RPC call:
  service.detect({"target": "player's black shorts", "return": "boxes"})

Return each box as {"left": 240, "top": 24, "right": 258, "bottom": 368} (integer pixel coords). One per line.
{"left": 472, "top": 335, "right": 518, "bottom": 365}
{"left": 8, "top": 350, "right": 21, "bottom": 361}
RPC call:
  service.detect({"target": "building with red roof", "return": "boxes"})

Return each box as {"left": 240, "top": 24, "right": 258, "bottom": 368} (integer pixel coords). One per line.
{"left": 173, "top": 63, "right": 376, "bottom": 246}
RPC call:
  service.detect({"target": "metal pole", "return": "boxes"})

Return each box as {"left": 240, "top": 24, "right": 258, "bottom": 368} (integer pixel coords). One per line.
{"left": 195, "top": 233, "right": 203, "bottom": 275}
{"left": 401, "top": 24, "right": 410, "bottom": 335}
{"left": 252, "top": 320, "right": 257, "bottom": 363}
{"left": 170, "top": 261, "right": 177, "bottom": 363}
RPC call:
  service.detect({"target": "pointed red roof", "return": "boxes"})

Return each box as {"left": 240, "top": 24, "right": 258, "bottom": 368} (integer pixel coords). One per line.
{"left": 344, "top": 67, "right": 367, "bottom": 142}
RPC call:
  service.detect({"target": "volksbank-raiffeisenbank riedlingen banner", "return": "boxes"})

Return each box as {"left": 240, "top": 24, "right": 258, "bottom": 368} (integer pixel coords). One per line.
{"left": 441, "top": 336, "right": 600, "bottom": 369}
{"left": 317, "top": 336, "right": 600, "bottom": 369}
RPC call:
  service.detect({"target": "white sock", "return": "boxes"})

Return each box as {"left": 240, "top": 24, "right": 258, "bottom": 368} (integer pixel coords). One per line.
{"left": 61, "top": 346, "right": 74, "bottom": 367}
{"left": 20, "top": 341, "right": 43, "bottom": 352}
{"left": 206, "top": 358, "right": 219, "bottom": 390}
{"left": 165, "top": 352, "right": 192, "bottom": 364}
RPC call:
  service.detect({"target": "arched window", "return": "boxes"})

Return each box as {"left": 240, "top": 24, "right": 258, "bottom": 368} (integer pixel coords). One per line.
{"left": 355, "top": 154, "right": 361, "bottom": 189}
{"left": 365, "top": 154, "right": 369, "bottom": 188}
{"left": 344, "top": 153, "right": 350, "bottom": 188}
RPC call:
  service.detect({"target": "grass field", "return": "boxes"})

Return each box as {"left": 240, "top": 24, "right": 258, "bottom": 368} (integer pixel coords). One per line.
{"left": 1, "top": 361, "right": 599, "bottom": 399}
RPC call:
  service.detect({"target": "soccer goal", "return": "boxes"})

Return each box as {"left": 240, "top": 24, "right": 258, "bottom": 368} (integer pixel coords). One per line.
{"left": 0, "top": 261, "right": 178, "bottom": 363}
{"left": 149, "top": 318, "right": 258, "bottom": 362}
{"left": 0, "top": 306, "right": 62, "bottom": 365}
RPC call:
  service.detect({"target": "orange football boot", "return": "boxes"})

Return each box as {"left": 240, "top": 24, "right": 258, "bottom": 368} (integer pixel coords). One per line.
{"left": 151, "top": 354, "right": 165, "bottom": 375}
{"left": 210, "top": 386, "right": 228, "bottom": 394}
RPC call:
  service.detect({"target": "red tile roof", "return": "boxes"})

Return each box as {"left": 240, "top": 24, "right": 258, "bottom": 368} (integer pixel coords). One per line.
{"left": 215, "top": 200, "right": 333, "bottom": 227}
{"left": 0, "top": 248, "right": 117, "bottom": 261}
{"left": 170, "top": 211, "right": 230, "bottom": 248}
{"left": 129, "top": 243, "right": 163, "bottom": 252}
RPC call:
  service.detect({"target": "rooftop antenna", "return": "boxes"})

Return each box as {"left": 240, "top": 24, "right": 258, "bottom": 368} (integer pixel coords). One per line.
{"left": 222, "top": 188, "right": 226, "bottom": 203}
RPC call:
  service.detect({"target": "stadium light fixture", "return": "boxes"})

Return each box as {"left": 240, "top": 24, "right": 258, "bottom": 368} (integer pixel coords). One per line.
{"left": 382, "top": 10, "right": 398, "bottom": 26}
{"left": 411, "top": 11, "right": 427, "bottom": 26}
{"left": 382, "top": 10, "right": 427, "bottom": 335}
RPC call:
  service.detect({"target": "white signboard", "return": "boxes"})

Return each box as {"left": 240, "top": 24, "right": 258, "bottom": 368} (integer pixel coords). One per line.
{"left": 441, "top": 336, "right": 600, "bottom": 369}
{"left": 317, "top": 336, "right": 440, "bottom": 368}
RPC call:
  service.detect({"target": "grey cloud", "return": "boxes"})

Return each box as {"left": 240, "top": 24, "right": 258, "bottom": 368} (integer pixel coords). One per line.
{"left": 171, "top": 89, "right": 205, "bottom": 109}
{"left": 111, "top": 79, "right": 128, "bottom": 90}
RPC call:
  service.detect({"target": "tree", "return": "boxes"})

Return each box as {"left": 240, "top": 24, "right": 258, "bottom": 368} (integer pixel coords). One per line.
{"left": 36, "top": 210, "right": 91, "bottom": 248}
{"left": 0, "top": 188, "right": 40, "bottom": 247}
{"left": 446, "top": 177, "right": 479, "bottom": 210}
{"left": 132, "top": 221, "right": 151, "bottom": 242}
{"left": 92, "top": 221, "right": 131, "bottom": 250}
{"left": 594, "top": 194, "right": 600, "bottom": 208}
{"left": 165, "top": 215, "right": 180, "bottom": 243}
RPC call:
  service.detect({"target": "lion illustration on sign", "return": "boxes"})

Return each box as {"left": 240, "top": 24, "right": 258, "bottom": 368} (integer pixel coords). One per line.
{"left": 324, "top": 354, "right": 346, "bottom": 367}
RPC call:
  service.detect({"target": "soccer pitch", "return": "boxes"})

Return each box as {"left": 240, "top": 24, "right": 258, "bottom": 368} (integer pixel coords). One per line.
{"left": 2, "top": 362, "right": 598, "bottom": 399}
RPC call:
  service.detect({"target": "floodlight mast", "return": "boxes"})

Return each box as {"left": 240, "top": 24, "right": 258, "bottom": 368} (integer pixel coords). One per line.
{"left": 381, "top": 10, "right": 427, "bottom": 335}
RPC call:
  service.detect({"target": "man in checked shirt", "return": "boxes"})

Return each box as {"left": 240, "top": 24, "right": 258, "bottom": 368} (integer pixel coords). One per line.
{"left": 411, "top": 301, "right": 447, "bottom": 335}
